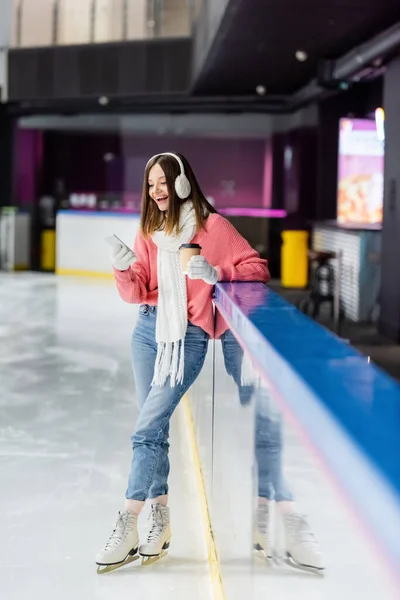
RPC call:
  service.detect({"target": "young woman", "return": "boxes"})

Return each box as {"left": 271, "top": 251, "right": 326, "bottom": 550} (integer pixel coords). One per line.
{"left": 96, "top": 152, "right": 270, "bottom": 573}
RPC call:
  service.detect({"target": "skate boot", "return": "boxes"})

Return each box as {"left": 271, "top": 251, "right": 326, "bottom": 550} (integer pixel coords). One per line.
{"left": 254, "top": 503, "right": 274, "bottom": 561}
{"left": 282, "top": 513, "right": 324, "bottom": 574}
{"left": 96, "top": 510, "right": 139, "bottom": 574}
{"left": 139, "top": 503, "right": 171, "bottom": 565}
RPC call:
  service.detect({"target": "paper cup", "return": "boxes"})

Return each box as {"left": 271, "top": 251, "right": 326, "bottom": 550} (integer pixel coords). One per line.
{"left": 179, "top": 243, "right": 202, "bottom": 274}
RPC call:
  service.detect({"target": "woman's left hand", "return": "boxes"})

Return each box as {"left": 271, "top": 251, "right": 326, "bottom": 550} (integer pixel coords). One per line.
{"left": 187, "top": 255, "right": 219, "bottom": 285}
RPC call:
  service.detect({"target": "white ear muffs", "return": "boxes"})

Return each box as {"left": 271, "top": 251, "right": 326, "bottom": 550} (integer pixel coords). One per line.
{"left": 146, "top": 152, "right": 192, "bottom": 199}
{"left": 175, "top": 173, "right": 191, "bottom": 199}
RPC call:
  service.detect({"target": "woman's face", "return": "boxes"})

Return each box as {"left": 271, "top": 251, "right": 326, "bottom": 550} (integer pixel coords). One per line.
{"left": 148, "top": 163, "right": 169, "bottom": 212}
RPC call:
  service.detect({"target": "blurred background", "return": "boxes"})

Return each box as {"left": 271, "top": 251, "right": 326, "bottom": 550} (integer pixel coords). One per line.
{"left": 1, "top": 1, "right": 400, "bottom": 599}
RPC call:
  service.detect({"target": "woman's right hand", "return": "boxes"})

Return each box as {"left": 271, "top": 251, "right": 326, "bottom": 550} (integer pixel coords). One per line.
{"left": 111, "top": 245, "right": 137, "bottom": 271}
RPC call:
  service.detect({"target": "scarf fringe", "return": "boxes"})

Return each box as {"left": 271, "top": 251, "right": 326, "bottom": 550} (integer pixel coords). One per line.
{"left": 151, "top": 340, "right": 185, "bottom": 388}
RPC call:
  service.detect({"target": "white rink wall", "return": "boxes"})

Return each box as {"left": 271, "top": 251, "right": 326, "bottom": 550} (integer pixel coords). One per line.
{"left": 56, "top": 211, "right": 140, "bottom": 275}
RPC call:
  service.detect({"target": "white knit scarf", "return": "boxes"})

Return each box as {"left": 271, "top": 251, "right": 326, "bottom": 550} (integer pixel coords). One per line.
{"left": 151, "top": 202, "right": 197, "bottom": 387}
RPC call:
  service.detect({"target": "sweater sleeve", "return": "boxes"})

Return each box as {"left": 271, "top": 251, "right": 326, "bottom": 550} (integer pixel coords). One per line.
{"left": 113, "top": 232, "right": 154, "bottom": 304}
{"left": 211, "top": 216, "right": 271, "bottom": 283}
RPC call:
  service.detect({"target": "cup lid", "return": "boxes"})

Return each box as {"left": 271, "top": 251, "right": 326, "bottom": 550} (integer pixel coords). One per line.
{"left": 179, "top": 243, "right": 202, "bottom": 249}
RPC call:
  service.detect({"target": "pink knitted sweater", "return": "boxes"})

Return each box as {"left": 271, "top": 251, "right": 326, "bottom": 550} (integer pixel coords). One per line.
{"left": 113, "top": 213, "right": 270, "bottom": 338}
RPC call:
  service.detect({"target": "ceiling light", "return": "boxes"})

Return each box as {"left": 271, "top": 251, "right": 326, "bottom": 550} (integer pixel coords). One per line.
{"left": 295, "top": 50, "right": 308, "bottom": 62}
{"left": 256, "top": 85, "right": 267, "bottom": 96}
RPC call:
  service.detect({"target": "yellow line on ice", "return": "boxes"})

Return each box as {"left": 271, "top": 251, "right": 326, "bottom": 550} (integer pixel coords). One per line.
{"left": 56, "top": 268, "right": 114, "bottom": 279}
{"left": 182, "top": 395, "right": 226, "bottom": 600}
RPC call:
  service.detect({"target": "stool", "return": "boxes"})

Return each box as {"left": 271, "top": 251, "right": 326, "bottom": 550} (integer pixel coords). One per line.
{"left": 298, "top": 250, "right": 344, "bottom": 324}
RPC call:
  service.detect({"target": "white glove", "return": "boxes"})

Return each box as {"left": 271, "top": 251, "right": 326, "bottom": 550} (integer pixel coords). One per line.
{"left": 111, "top": 244, "right": 136, "bottom": 271}
{"left": 187, "top": 255, "right": 219, "bottom": 285}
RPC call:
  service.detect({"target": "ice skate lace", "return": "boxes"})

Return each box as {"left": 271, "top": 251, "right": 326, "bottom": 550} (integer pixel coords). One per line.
{"left": 285, "top": 514, "right": 317, "bottom": 549}
{"left": 256, "top": 504, "right": 270, "bottom": 535}
{"left": 146, "top": 506, "right": 168, "bottom": 544}
{"left": 255, "top": 504, "right": 273, "bottom": 553}
{"left": 104, "top": 512, "right": 135, "bottom": 552}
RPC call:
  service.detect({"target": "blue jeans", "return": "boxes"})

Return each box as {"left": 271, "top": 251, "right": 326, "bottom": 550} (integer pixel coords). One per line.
{"left": 221, "top": 329, "right": 293, "bottom": 502}
{"left": 126, "top": 305, "right": 209, "bottom": 500}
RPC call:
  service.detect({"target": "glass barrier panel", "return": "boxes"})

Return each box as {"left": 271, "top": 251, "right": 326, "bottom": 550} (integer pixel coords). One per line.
{"left": 187, "top": 330, "right": 214, "bottom": 504}
{"left": 212, "top": 331, "right": 256, "bottom": 595}
{"left": 189, "top": 307, "right": 399, "bottom": 599}
{"left": 247, "top": 346, "right": 397, "bottom": 599}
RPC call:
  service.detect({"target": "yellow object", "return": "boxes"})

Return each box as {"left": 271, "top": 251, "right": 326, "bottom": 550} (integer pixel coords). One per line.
{"left": 182, "top": 396, "right": 226, "bottom": 600}
{"left": 281, "top": 230, "right": 309, "bottom": 288}
{"left": 56, "top": 268, "right": 114, "bottom": 279}
{"left": 41, "top": 230, "right": 56, "bottom": 271}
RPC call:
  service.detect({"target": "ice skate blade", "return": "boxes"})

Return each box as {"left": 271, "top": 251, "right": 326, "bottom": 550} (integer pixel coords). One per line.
{"left": 141, "top": 540, "right": 170, "bottom": 566}
{"left": 254, "top": 543, "right": 274, "bottom": 565}
{"left": 285, "top": 553, "right": 325, "bottom": 576}
{"left": 141, "top": 549, "right": 168, "bottom": 566}
{"left": 96, "top": 553, "right": 140, "bottom": 574}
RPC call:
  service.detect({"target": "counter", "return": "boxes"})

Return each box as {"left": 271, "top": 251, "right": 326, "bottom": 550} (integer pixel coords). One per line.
{"left": 56, "top": 210, "right": 140, "bottom": 277}
{"left": 56, "top": 208, "right": 286, "bottom": 279}
{"left": 313, "top": 221, "right": 381, "bottom": 322}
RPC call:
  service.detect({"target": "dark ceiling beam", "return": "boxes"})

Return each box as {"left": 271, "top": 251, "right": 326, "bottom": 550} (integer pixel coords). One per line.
{"left": 5, "top": 92, "right": 291, "bottom": 116}
{"left": 333, "top": 21, "right": 400, "bottom": 81}
{"left": 290, "top": 21, "right": 400, "bottom": 110}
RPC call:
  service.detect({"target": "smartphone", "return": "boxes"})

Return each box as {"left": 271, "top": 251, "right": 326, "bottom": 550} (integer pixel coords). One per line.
{"left": 104, "top": 234, "right": 131, "bottom": 252}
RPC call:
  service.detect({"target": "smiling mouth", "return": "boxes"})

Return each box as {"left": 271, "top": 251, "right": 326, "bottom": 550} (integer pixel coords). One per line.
{"left": 155, "top": 197, "right": 168, "bottom": 203}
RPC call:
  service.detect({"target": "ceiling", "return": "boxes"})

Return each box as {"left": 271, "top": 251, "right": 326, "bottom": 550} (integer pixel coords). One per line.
{"left": 192, "top": 0, "right": 400, "bottom": 96}
{"left": 17, "top": 107, "right": 318, "bottom": 138}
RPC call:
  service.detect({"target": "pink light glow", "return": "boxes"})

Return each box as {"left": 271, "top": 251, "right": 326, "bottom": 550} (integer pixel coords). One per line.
{"left": 219, "top": 207, "right": 286, "bottom": 218}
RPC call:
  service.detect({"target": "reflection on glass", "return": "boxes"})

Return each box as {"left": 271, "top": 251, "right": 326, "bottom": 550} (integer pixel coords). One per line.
{"left": 189, "top": 303, "right": 398, "bottom": 598}
{"left": 253, "top": 384, "right": 324, "bottom": 572}
{"left": 220, "top": 329, "right": 324, "bottom": 573}
{"left": 187, "top": 342, "right": 214, "bottom": 502}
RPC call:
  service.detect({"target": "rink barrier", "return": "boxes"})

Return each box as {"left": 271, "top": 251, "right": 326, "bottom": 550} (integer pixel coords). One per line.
{"left": 214, "top": 282, "right": 400, "bottom": 586}
{"left": 182, "top": 396, "right": 226, "bottom": 600}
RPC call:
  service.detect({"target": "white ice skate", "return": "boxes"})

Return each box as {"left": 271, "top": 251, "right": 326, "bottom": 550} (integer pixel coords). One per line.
{"left": 96, "top": 510, "right": 140, "bottom": 574}
{"left": 139, "top": 504, "right": 171, "bottom": 565}
{"left": 254, "top": 503, "right": 274, "bottom": 562}
{"left": 283, "top": 513, "right": 324, "bottom": 575}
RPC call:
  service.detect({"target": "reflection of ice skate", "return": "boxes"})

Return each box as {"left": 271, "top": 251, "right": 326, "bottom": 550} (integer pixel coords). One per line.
{"left": 254, "top": 503, "right": 274, "bottom": 562}
{"left": 140, "top": 504, "right": 171, "bottom": 565}
{"left": 96, "top": 510, "right": 140, "bottom": 574}
{"left": 283, "top": 513, "right": 324, "bottom": 575}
